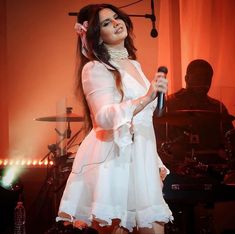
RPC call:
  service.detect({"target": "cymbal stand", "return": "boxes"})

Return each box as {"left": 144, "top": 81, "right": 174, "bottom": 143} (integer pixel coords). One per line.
{"left": 66, "top": 126, "right": 84, "bottom": 151}
{"left": 37, "top": 123, "right": 83, "bottom": 220}
{"left": 35, "top": 127, "right": 68, "bottom": 222}
{"left": 40, "top": 118, "right": 74, "bottom": 162}
{"left": 40, "top": 134, "right": 65, "bottom": 163}
{"left": 184, "top": 128, "right": 200, "bottom": 161}
{"left": 53, "top": 127, "right": 84, "bottom": 195}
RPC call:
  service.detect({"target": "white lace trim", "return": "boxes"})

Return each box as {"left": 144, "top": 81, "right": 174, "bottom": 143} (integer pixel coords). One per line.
{"left": 57, "top": 203, "right": 173, "bottom": 232}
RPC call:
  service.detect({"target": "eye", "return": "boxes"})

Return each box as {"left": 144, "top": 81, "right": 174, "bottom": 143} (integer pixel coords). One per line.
{"left": 103, "top": 21, "right": 110, "bottom": 27}
{"left": 114, "top": 14, "right": 121, "bottom": 20}
{"left": 101, "top": 19, "right": 110, "bottom": 27}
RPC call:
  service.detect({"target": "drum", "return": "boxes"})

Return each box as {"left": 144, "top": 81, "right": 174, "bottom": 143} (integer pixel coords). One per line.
{"left": 225, "top": 128, "right": 235, "bottom": 163}
{"left": 223, "top": 171, "right": 235, "bottom": 186}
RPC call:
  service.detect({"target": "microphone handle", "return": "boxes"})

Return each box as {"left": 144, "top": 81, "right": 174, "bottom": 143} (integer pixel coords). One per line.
{"left": 155, "top": 66, "right": 168, "bottom": 117}
{"left": 156, "top": 92, "right": 165, "bottom": 117}
{"left": 157, "top": 92, "right": 164, "bottom": 110}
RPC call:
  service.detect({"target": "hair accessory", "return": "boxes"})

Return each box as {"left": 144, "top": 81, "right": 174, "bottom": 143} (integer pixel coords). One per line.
{"left": 75, "top": 21, "right": 89, "bottom": 58}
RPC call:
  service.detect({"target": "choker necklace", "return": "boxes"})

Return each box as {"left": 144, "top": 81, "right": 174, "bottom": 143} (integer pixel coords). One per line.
{"left": 107, "top": 47, "right": 129, "bottom": 61}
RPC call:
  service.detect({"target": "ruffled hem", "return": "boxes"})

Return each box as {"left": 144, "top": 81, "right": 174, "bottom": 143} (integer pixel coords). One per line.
{"left": 57, "top": 203, "right": 173, "bottom": 232}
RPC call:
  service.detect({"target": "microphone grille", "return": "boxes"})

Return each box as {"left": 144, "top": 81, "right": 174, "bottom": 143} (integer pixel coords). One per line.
{"left": 151, "top": 29, "right": 158, "bottom": 38}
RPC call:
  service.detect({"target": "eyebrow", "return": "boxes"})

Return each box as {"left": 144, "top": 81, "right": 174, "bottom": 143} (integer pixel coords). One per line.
{"left": 100, "top": 13, "right": 118, "bottom": 25}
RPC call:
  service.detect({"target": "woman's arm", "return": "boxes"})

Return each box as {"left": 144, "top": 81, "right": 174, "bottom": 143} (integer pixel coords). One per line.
{"left": 82, "top": 61, "right": 167, "bottom": 130}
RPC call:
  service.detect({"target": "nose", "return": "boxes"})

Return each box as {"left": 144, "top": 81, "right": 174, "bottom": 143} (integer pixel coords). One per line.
{"left": 111, "top": 19, "right": 119, "bottom": 27}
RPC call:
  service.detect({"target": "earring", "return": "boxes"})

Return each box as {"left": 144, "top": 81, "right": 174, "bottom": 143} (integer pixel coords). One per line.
{"left": 99, "top": 38, "right": 103, "bottom": 45}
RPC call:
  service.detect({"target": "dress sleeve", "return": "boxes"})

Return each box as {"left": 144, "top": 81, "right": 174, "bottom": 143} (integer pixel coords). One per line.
{"left": 82, "top": 61, "right": 136, "bottom": 149}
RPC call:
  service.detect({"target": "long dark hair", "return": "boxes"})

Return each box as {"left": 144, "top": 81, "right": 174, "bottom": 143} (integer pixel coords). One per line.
{"left": 75, "top": 4, "right": 137, "bottom": 134}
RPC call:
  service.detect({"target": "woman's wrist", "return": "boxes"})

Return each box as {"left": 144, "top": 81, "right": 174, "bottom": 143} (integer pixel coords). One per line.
{"left": 132, "top": 95, "right": 152, "bottom": 115}
{"left": 141, "top": 95, "right": 151, "bottom": 106}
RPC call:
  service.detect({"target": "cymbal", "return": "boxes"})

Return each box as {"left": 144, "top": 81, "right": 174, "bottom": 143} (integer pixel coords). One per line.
{"left": 35, "top": 113, "right": 84, "bottom": 122}
{"left": 155, "top": 109, "right": 235, "bottom": 125}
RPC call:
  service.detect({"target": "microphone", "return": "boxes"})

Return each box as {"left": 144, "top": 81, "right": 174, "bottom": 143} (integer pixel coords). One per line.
{"left": 150, "top": 0, "right": 158, "bottom": 38}
{"left": 156, "top": 66, "right": 168, "bottom": 117}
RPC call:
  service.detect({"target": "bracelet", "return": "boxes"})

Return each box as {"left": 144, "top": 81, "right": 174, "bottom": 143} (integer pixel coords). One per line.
{"left": 139, "top": 99, "right": 144, "bottom": 108}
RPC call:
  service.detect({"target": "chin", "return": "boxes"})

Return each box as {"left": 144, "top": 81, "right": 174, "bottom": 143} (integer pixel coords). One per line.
{"left": 111, "top": 37, "right": 127, "bottom": 46}
{"left": 122, "top": 31, "right": 128, "bottom": 38}
{"left": 119, "top": 33, "right": 128, "bottom": 42}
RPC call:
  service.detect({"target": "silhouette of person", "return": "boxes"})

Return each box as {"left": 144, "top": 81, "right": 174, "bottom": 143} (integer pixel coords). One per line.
{"left": 154, "top": 59, "right": 234, "bottom": 169}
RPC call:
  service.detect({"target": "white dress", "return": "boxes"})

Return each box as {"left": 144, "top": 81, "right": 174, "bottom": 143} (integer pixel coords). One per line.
{"left": 57, "top": 60, "right": 173, "bottom": 232}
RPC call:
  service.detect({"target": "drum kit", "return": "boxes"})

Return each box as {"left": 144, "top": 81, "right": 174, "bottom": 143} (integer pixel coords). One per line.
{"left": 35, "top": 107, "right": 235, "bottom": 187}
{"left": 154, "top": 109, "right": 235, "bottom": 186}
{"left": 156, "top": 110, "right": 235, "bottom": 234}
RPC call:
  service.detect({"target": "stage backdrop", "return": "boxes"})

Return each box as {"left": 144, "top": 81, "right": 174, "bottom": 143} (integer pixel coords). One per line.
{"left": 0, "top": 0, "right": 235, "bottom": 159}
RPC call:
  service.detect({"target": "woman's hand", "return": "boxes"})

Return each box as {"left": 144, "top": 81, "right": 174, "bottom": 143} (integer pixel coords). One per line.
{"left": 159, "top": 167, "right": 168, "bottom": 181}
{"left": 159, "top": 167, "right": 168, "bottom": 189}
{"left": 133, "top": 71, "right": 168, "bottom": 115}
{"left": 146, "top": 71, "right": 168, "bottom": 102}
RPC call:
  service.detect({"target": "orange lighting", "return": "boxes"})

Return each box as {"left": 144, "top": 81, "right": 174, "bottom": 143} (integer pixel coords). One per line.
{"left": 0, "top": 159, "right": 54, "bottom": 168}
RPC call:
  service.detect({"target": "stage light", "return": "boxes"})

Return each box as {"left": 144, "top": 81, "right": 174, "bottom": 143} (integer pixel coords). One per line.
{"left": 0, "top": 158, "right": 54, "bottom": 168}
{"left": 0, "top": 166, "right": 22, "bottom": 190}
{"left": 2, "top": 167, "right": 16, "bottom": 187}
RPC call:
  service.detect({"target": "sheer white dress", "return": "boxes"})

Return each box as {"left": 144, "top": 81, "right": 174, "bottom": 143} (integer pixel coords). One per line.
{"left": 57, "top": 60, "right": 173, "bottom": 232}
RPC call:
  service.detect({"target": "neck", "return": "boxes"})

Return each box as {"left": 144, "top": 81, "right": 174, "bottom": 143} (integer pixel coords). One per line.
{"left": 104, "top": 42, "right": 125, "bottom": 50}
{"left": 104, "top": 44, "right": 129, "bottom": 61}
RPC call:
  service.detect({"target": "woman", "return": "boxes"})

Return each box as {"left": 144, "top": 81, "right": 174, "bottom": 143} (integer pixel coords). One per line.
{"left": 57, "top": 3, "right": 173, "bottom": 234}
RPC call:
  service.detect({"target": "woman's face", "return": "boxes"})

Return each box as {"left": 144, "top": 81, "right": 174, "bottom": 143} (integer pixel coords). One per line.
{"left": 99, "top": 8, "right": 128, "bottom": 47}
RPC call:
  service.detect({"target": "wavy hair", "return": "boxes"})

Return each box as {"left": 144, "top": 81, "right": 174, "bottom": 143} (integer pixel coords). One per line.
{"left": 75, "top": 4, "right": 137, "bottom": 134}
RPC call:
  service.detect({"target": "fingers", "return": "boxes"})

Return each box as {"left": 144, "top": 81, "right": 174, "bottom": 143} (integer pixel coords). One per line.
{"left": 155, "top": 71, "right": 167, "bottom": 80}
{"left": 159, "top": 167, "right": 167, "bottom": 181}
{"left": 157, "top": 78, "right": 168, "bottom": 93}
{"left": 151, "top": 76, "right": 168, "bottom": 93}
{"left": 147, "top": 73, "right": 168, "bottom": 101}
